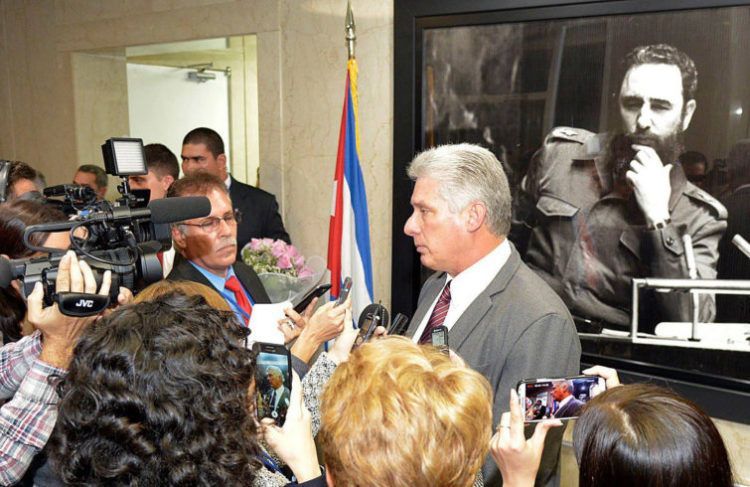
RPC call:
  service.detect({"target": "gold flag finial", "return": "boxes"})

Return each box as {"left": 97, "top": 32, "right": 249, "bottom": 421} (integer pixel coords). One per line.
{"left": 345, "top": 0, "right": 356, "bottom": 59}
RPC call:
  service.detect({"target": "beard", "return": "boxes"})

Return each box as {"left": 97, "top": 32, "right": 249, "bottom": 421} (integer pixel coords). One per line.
{"left": 608, "top": 129, "right": 685, "bottom": 185}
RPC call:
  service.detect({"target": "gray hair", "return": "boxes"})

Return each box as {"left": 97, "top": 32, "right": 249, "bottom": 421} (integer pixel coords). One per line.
{"left": 407, "top": 143, "right": 511, "bottom": 236}
{"left": 266, "top": 366, "right": 283, "bottom": 379}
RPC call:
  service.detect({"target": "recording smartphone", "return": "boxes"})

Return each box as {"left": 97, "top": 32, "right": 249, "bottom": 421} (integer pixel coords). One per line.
{"left": 292, "top": 284, "right": 332, "bottom": 313}
{"left": 387, "top": 313, "right": 410, "bottom": 336}
{"left": 517, "top": 375, "right": 606, "bottom": 423}
{"left": 430, "top": 325, "right": 449, "bottom": 354}
{"left": 335, "top": 277, "right": 352, "bottom": 306}
{"left": 252, "top": 342, "right": 293, "bottom": 426}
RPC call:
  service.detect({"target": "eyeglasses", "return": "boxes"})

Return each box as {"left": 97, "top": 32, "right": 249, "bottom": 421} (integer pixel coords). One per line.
{"left": 182, "top": 208, "right": 242, "bottom": 232}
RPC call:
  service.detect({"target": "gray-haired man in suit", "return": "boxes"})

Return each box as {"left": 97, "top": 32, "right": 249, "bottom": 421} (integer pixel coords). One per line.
{"left": 403, "top": 143, "right": 581, "bottom": 486}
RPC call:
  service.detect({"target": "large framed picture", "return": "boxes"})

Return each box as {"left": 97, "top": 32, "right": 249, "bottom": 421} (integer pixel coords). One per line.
{"left": 393, "top": 0, "right": 750, "bottom": 423}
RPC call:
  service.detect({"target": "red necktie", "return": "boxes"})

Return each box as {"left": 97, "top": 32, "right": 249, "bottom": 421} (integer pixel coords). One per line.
{"left": 225, "top": 275, "right": 253, "bottom": 324}
{"left": 419, "top": 281, "right": 451, "bottom": 344}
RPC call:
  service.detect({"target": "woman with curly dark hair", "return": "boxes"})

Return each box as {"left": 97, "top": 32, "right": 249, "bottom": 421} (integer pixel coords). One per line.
{"left": 39, "top": 288, "right": 350, "bottom": 486}
{"left": 47, "top": 295, "right": 263, "bottom": 485}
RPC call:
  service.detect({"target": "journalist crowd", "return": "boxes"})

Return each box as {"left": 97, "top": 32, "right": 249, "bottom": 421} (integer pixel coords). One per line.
{"left": 0, "top": 83, "right": 738, "bottom": 487}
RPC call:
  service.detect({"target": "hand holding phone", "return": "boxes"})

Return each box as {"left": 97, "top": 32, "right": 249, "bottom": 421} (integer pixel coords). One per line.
{"left": 517, "top": 375, "right": 607, "bottom": 422}
{"left": 253, "top": 342, "right": 293, "bottom": 426}
{"left": 490, "top": 389, "right": 561, "bottom": 486}
{"left": 292, "top": 284, "right": 332, "bottom": 314}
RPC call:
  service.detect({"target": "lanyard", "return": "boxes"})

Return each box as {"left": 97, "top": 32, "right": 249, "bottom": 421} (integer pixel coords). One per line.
{"left": 258, "top": 450, "right": 281, "bottom": 473}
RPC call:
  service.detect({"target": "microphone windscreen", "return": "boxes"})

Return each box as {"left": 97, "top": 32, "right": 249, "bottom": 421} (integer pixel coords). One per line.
{"left": 358, "top": 303, "right": 389, "bottom": 329}
{"left": 148, "top": 196, "right": 211, "bottom": 224}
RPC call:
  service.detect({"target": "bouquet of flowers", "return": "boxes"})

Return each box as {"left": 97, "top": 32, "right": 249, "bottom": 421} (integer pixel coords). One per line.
{"left": 241, "top": 238, "right": 324, "bottom": 303}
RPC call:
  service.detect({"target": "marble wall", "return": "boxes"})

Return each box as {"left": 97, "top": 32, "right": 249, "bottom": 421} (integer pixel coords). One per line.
{"left": 0, "top": 1, "right": 747, "bottom": 484}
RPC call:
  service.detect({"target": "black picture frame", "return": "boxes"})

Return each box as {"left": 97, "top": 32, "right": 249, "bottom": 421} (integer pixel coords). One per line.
{"left": 392, "top": 0, "right": 750, "bottom": 423}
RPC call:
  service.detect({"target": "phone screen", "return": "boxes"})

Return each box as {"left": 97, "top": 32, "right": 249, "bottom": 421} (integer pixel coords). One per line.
{"left": 255, "top": 346, "right": 292, "bottom": 426}
{"left": 430, "top": 325, "right": 449, "bottom": 354}
{"left": 518, "top": 376, "right": 605, "bottom": 422}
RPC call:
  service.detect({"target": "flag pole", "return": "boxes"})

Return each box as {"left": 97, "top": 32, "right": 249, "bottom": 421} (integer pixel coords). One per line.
{"left": 345, "top": 1, "right": 356, "bottom": 60}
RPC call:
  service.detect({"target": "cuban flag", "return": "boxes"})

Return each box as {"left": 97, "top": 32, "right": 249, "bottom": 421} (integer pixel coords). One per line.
{"left": 327, "top": 58, "right": 374, "bottom": 319}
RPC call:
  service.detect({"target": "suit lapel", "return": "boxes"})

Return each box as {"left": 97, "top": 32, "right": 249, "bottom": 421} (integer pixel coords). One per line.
{"left": 234, "top": 262, "right": 271, "bottom": 304}
{"left": 170, "top": 261, "right": 215, "bottom": 289}
{"left": 449, "top": 246, "right": 522, "bottom": 350}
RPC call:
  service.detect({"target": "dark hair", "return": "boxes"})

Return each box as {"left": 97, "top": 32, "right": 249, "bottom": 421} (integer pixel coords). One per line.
{"left": 0, "top": 200, "right": 67, "bottom": 343}
{"left": 574, "top": 383, "right": 733, "bottom": 487}
{"left": 144, "top": 143, "right": 179, "bottom": 180}
{"left": 182, "top": 127, "right": 225, "bottom": 158}
{"left": 48, "top": 294, "right": 260, "bottom": 485}
{"left": 727, "top": 139, "right": 750, "bottom": 187}
{"left": 8, "top": 161, "right": 38, "bottom": 196}
{"left": 76, "top": 164, "right": 108, "bottom": 190}
{"left": 167, "top": 171, "right": 228, "bottom": 199}
{"left": 0, "top": 199, "right": 67, "bottom": 258}
{"left": 0, "top": 288, "right": 25, "bottom": 344}
{"left": 679, "top": 150, "right": 707, "bottom": 169}
{"left": 623, "top": 44, "right": 698, "bottom": 101}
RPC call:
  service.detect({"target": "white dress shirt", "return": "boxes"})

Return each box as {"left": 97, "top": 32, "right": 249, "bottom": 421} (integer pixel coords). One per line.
{"left": 411, "top": 239, "right": 511, "bottom": 342}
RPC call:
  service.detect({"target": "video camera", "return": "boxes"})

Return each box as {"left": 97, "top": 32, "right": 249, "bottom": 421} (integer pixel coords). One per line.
{"left": 0, "top": 138, "right": 210, "bottom": 316}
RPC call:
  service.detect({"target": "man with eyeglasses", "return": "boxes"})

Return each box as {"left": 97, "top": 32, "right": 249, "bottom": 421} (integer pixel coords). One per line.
{"left": 166, "top": 172, "right": 270, "bottom": 324}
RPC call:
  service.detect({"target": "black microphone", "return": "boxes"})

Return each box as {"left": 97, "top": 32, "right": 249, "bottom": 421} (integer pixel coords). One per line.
{"left": 357, "top": 303, "right": 389, "bottom": 344}
{"left": 84, "top": 196, "right": 211, "bottom": 224}
{"left": 146, "top": 196, "right": 211, "bottom": 224}
{"left": 388, "top": 313, "right": 410, "bottom": 336}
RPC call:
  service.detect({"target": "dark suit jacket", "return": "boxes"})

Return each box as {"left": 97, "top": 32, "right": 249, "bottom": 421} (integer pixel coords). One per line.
{"left": 167, "top": 259, "right": 271, "bottom": 305}
{"left": 717, "top": 186, "right": 750, "bottom": 322}
{"left": 229, "top": 177, "right": 291, "bottom": 255}
{"left": 406, "top": 244, "right": 581, "bottom": 487}
{"left": 553, "top": 397, "right": 584, "bottom": 419}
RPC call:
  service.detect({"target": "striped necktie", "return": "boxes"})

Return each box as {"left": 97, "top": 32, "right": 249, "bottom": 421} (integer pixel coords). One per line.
{"left": 419, "top": 281, "right": 452, "bottom": 344}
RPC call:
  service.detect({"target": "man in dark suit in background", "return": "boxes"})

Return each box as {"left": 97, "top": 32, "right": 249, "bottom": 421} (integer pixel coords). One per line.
{"left": 166, "top": 173, "right": 270, "bottom": 323}
{"left": 402, "top": 143, "right": 581, "bottom": 486}
{"left": 181, "top": 127, "right": 291, "bottom": 256}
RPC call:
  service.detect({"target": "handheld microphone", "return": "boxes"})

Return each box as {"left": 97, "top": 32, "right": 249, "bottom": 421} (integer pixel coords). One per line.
{"left": 732, "top": 234, "right": 750, "bottom": 261}
{"left": 357, "top": 303, "right": 389, "bottom": 344}
{"left": 682, "top": 234, "right": 698, "bottom": 279}
{"left": 388, "top": 313, "right": 410, "bottom": 336}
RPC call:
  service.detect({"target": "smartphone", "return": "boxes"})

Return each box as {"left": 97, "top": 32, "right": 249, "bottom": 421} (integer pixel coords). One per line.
{"left": 252, "top": 342, "right": 293, "bottom": 426}
{"left": 387, "top": 313, "right": 410, "bottom": 336}
{"left": 517, "top": 375, "right": 606, "bottom": 422}
{"left": 430, "top": 325, "right": 449, "bottom": 354}
{"left": 292, "top": 284, "right": 332, "bottom": 313}
{"left": 335, "top": 277, "right": 352, "bottom": 306}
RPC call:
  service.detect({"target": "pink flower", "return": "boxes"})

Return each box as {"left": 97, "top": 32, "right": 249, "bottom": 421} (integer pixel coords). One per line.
{"left": 298, "top": 266, "right": 313, "bottom": 278}
{"left": 271, "top": 240, "right": 288, "bottom": 258}
{"left": 249, "top": 238, "right": 263, "bottom": 251}
{"left": 262, "top": 238, "right": 274, "bottom": 247}
{"left": 293, "top": 255, "right": 305, "bottom": 269}
{"left": 287, "top": 245, "right": 300, "bottom": 258}
{"left": 277, "top": 254, "right": 293, "bottom": 269}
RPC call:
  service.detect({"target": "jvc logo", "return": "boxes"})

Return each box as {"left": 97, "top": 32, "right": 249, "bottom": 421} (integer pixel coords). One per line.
{"left": 75, "top": 299, "right": 94, "bottom": 308}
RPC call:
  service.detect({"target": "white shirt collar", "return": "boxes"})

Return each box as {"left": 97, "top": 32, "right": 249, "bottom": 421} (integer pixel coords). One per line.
{"left": 443, "top": 239, "right": 511, "bottom": 329}
{"left": 413, "top": 239, "right": 511, "bottom": 341}
{"left": 225, "top": 174, "right": 232, "bottom": 189}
